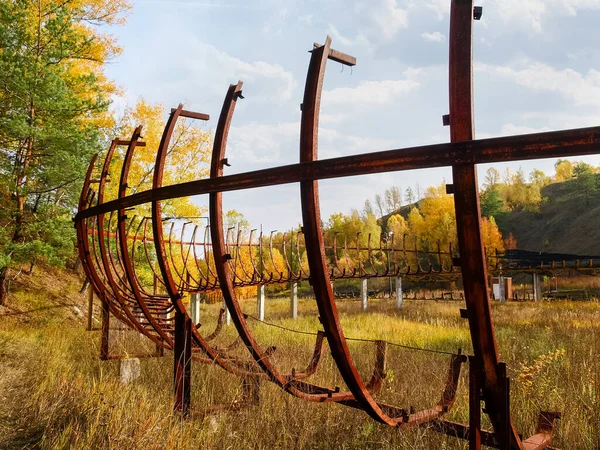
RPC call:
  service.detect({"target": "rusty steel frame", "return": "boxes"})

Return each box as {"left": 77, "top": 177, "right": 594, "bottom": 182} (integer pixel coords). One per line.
{"left": 71, "top": 1, "right": 600, "bottom": 447}
{"left": 89, "top": 224, "right": 459, "bottom": 289}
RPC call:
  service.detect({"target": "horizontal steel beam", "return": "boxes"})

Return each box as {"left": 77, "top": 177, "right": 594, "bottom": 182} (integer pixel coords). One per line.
{"left": 76, "top": 125, "right": 600, "bottom": 221}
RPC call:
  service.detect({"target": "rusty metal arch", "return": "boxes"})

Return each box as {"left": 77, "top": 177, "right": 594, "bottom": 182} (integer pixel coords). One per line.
{"left": 298, "top": 35, "right": 463, "bottom": 428}
{"left": 70, "top": 3, "right": 594, "bottom": 445}
{"left": 208, "top": 81, "right": 360, "bottom": 403}
{"left": 149, "top": 103, "right": 263, "bottom": 378}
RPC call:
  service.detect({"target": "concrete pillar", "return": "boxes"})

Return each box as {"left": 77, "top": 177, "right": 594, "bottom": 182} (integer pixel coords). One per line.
{"left": 189, "top": 293, "right": 199, "bottom": 325}
{"left": 119, "top": 358, "right": 140, "bottom": 384}
{"left": 100, "top": 299, "right": 110, "bottom": 360}
{"left": 290, "top": 282, "right": 298, "bottom": 320}
{"left": 222, "top": 297, "right": 231, "bottom": 325}
{"left": 257, "top": 285, "right": 265, "bottom": 321}
{"left": 533, "top": 273, "right": 542, "bottom": 302}
{"left": 361, "top": 279, "right": 368, "bottom": 311}
{"left": 498, "top": 275, "right": 506, "bottom": 302}
{"left": 395, "top": 276, "right": 403, "bottom": 308}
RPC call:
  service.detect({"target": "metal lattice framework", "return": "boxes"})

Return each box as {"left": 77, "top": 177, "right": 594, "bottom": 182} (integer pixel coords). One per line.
{"left": 73, "top": 1, "right": 600, "bottom": 448}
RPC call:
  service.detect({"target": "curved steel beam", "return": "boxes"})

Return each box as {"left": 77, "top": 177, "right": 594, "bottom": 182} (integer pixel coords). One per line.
{"left": 116, "top": 127, "right": 174, "bottom": 344}
{"left": 76, "top": 154, "right": 133, "bottom": 330}
{"left": 150, "top": 104, "right": 256, "bottom": 374}
{"left": 299, "top": 36, "right": 462, "bottom": 428}
{"left": 298, "top": 35, "right": 399, "bottom": 425}
{"left": 208, "top": 81, "right": 357, "bottom": 402}
{"left": 95, "top": 138, "right": 161, "bottom": 342}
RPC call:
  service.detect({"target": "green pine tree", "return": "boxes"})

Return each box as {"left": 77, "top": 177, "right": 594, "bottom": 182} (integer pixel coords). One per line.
{"left": 0, "top": 0, "right": 126, "bottom": 303}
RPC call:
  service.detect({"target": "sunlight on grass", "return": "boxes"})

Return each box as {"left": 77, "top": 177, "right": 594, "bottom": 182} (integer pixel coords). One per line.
{"left": 1, "top": 292, "right": 598, "bottom": 449}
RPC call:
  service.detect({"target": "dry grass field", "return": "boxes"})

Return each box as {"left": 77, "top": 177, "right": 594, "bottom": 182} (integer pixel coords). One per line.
{"left": 0, "top": 267, "right": 599, "bottom": 449}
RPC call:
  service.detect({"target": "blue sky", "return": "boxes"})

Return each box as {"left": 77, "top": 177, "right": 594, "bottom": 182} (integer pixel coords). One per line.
{"left": 105, "top": 0, "right": 600, "bottom": 231}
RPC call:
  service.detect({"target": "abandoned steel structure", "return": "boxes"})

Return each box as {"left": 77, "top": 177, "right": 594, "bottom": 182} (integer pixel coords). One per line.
{"left": 73, "top": 1, "right": 600, "bottom": 448}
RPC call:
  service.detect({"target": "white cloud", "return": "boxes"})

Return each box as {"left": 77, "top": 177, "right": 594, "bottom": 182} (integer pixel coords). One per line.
{"left": 318, "top": 128, "right": 396, "bottom": 158}
{"left": 327, "top": 24, "right": 371, "bottom": 50}
{"left": 491, "top": 0, "right": 600, "bottom": 32}
{"left": 320, "top": 113, "right": 348, "bottom": 125}
{"left": 421, "top": 31, "right": 446, "bottom": 42}
{"left": 420, "top": 0, "right": 600, "bottom": 31}
{"left": 356, "top": 0, "right": 408, "bottom": 40}
{"left": 182, "top": 40, "right": 297, "bottom": 103}
{"left": 227, "top": 120, "right": 396, "bottom": 164}
{"left": 298, "top": 14, "right": 313, "bottom": 25}
{"left": 422, "top": 0, "right": 449, "bottom": 20}
{"left": 229, "top": 122, "right": 299, "bottom": 163}
{"left": 323, "top": 77, "right": 420, "bottom": 106}
{"left": 327, "top": 0, "right": 409, "bottom": 50}
{"left": 499, "top": 123, "right": 552, "bottom": 136}
{"left": 519, "top": 112, "right": 600, "bottom": 129}
{"left": 476, "top": 61, "right": 600, "bottom": 106}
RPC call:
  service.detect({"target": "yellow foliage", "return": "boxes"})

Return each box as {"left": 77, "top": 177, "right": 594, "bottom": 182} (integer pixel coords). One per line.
{"left": 481, "top": 216, "right": 505, "bottom": 265}
{"left": 106, "top": 99, "right": 212, "bottom": 219}
{"left": 23, "top": 0, "right": 130, "bottom": 132}
{"left": 388, "top": 184, "right": 505, "bottom": 266}
{"left": 516, "top": 349, "right": 566, "bottom": 392}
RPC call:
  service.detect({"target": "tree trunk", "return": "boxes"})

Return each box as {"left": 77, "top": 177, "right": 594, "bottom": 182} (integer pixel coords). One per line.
{"left": 79, "top": 278, "right": 89, "bottom": 294}
{"left": 0, "top": 267, "right": 8, "bottom": 306}
{"left": 13, "top": 107, "right": 35, "bottom": 243}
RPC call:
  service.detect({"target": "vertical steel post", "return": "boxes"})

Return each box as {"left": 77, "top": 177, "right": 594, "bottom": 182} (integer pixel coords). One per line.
{"left": 469, "top": 356, "right": 482, "bottom": 450}
{"left": 174, "top": 310, "right": 192, "bottom": 415}
{"left": 87, "top": 285, "right": 94, "bottom": 331}
{"left": 100, "top": 298, "right": 110, "bottom": 360}
{"left": 189, "top": 293, "right": 196, "bottom": 324}
{"left": 190, "top": 293, "right": 201, "bottom": 325}
{"left": 448, "top": 1, "right": 521, "bottom": 447}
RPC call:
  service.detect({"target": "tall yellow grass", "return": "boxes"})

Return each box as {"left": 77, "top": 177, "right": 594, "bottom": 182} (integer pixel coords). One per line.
{"left": 1, "top": 282, "right": 599, "bottom": 449}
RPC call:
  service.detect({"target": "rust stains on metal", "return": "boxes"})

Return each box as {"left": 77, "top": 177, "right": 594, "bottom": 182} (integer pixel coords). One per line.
{"left": 72, "top": 5, "right": 576, "bottom": 446}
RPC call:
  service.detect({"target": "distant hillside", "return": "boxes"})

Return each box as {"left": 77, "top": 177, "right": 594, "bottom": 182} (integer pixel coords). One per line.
{"left": 495, "top": 178, "right": 600, "bottom": 255}
{"left": 380, "top": 202, "right": 419, "bottom": 232}
{"left": 380, "top": 177, "right": 600, "bottom": 256}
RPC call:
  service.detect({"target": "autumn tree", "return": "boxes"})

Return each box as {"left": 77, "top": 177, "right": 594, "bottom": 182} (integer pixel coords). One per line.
{"left": 484, "top": 167, "right": 500, "bottom": 190}
{"left": 384, "top": 186, "right": 402, "bottom": 213}
{"left": 481, "top": 217, "right": 505, "bottom": 266}
{"left": 110, "top": 100, "right": 212, "bottom": 218}
{"left": 529, "top": 169, "right": 550, "bottom": 188}
{"left": 384, "top": 184, "right": 504, "bottom": 268}
{"left": 0, "top": 0, "right": 129, "bottom": 302}
{"left": 405, "top": 187, "right": 415, "bottom": 205}
{"left": 324, "top": 210, "right": 382, "bottom": 274}
{"left": 554, "top": 159, "right": 574, "bottom": 182}
{"left": 504, "top": 232, "right": 517, "bottom": 250}
{"left": 363, "top": 199, "right": 374, "bottom": 218}
{"left": 374, "top": 194, "right": 385, "bottom": 217}
{"left": 499, "top": 167, "right": 543, "bottom": 213}
{"left": 572, "top": 162, "right": 597, "bottom": 206}
{"left": 480, "top": 189, "right": 503, "bottom": 218}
